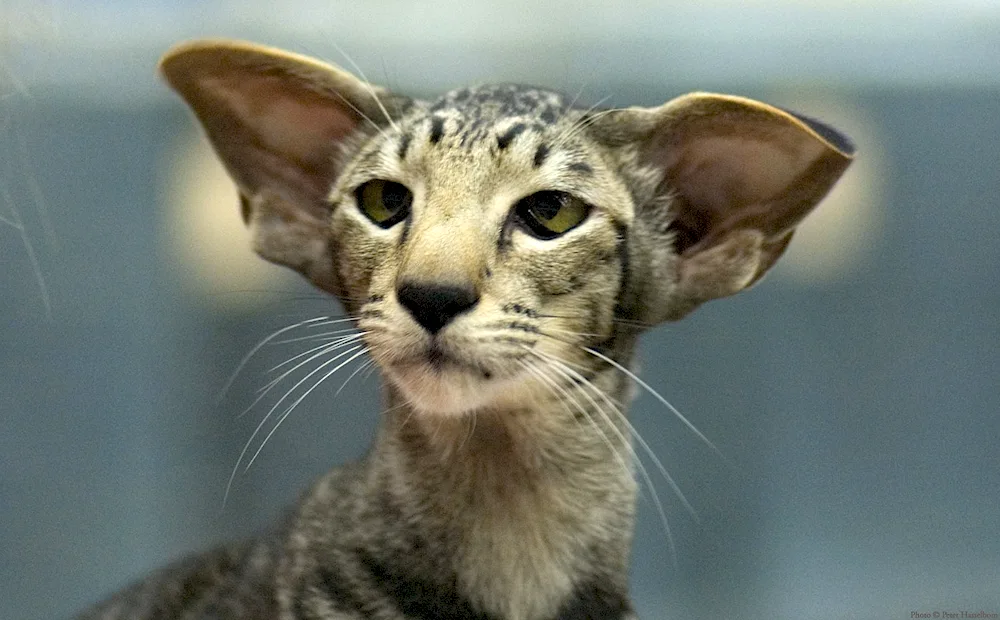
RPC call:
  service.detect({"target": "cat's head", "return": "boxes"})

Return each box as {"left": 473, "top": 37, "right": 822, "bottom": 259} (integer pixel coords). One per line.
{"left": 160, "top": 40, "right": 853, "bottom": 416}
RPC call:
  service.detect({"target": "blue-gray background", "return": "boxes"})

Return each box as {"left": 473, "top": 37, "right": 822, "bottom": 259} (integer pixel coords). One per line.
{"left": 2, "top": 3, "right": 998, "bottom": 619}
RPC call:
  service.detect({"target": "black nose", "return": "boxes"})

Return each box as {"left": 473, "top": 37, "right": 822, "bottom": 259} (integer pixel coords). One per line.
{"left": 396, "top": 281, "right": 479, "bottom": 334}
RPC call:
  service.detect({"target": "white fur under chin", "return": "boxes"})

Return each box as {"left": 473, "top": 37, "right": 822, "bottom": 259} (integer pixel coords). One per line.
{"left": 386, "top": 363, "right": 532, "bottom": 417}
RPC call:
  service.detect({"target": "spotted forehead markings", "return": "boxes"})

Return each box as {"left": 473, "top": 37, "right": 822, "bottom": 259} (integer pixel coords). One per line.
{"left": 411, "top": 83, "right": 572, "bottom": 150}
{"left": 429, "top": 84, "right": 568, "bottom": 118}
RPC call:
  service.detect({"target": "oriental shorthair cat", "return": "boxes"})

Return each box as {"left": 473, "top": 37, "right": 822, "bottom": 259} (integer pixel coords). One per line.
{"left": 77, "top": 39, "right": 853, "bottom": 620}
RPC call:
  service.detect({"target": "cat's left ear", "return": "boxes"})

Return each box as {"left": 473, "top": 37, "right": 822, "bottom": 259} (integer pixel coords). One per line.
{"left": 595, "top": 93, "right": 854, "bottom": 321}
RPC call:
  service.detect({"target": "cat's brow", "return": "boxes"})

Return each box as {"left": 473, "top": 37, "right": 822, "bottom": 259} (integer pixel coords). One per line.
{"left": 409, "top": 84, "right": 575, "bottom": 151}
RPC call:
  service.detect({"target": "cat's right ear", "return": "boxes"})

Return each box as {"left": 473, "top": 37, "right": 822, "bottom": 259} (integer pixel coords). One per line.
{"left": 159, "top": 39, "right": 411, "bottom": 293}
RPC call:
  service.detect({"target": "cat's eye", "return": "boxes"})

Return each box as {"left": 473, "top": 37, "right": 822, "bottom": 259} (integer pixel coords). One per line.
{"left": 514, "top": 191, "right": 591, "bottom": 240}
{"left": 355, "top": 180, "right": 412, "bottom": 229}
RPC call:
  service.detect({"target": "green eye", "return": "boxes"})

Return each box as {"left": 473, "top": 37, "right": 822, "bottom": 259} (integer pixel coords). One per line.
{"left": 514, "top": 191, "right": 591, "bottom": 240}
{"left": 355, "top": 180, "right": 412, "bottom": 228}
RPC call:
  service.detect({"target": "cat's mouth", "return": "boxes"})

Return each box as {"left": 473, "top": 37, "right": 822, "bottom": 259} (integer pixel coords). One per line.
{"left": 423, "top": 343, "right": 492, "bottom": 379}
{"left": 424, "top": 343, "right": 450, "bottom": 370}
{"left": 383, "top": 342, "right": 508, "bottom": 415}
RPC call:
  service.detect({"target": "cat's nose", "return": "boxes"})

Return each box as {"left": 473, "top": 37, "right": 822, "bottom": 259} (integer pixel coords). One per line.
{"left": 396, "top": 281, "right": 479, "bottom": 334}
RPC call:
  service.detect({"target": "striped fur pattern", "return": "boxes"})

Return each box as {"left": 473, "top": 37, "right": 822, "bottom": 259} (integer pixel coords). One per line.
{"left": 76, "top": 40, "right": 853, "bottom": 620}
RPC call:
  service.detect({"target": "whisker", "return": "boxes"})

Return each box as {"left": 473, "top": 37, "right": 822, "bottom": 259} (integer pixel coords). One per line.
{"left": 362, "top": 360, "right": 381, "bottom": 381}
{"left": 564, "top": 74, "right": 610, "bottom": 116}
{"left": 516, "top": 358, "right": 633, "bottom": 481}
{"left": 534, "top": 311, "right": 587, "bottom": 320}
{"left": 540, "top": 325, "right": 603, "bottom": 339}
{"left": 610, "top": 316, "right": 658, "bottom": 329}
{"left": 0, "top": 153, "right": 52, "bottom": 318}
{"left": 266, "top": 333, "right": 365, "bottom": 375}
{"left": 271, "top": 327, "right": 359, "bottom": 345}
{"left": 522, "top": 354, "right": 679, "bottom": 565}
{"left": 306, "top": 316, "right": 363, "bottom": 329}
{"left": 532, "top": 347, "right": 698, "bottom": 521}
{"left": 583, "top": 346, "right": 729, "bottom": 466}
{"left": 244, "top": 346, "right": 371, "bottom": 473}
{"left": 458, "top": 410, "right": 478, "bottom": 453}
{"left": 326, "top": 41, "right": 400, "bottom": 134}
{"left": 216, "top": 316, "right": 331, "bottom": 403}
{"left": 525, "top": 349, "right": 680, "bottom": 565}
{"left": 335, "top": 357, "right": 377, "bottom": 396}
{"left": 205, "top": 290, "right": 331, "bottom": 303}
{"left": 394, "top": 403, "right": 418, "bottom": 431}
{"left": 531, "top": 329, "right": 620, "bottom": 393}
{"left": 240, "top": 335, "right": 365, "bottom": 419}
{"left": 242, "top": 335, "right": 364, "bottom": 420}
{"left": 551, "top": 96, "right": 613, "bottom": 151}
{"left": 562, "top": 106, "right": 618, "bottom": 145}
{"left": 534, "top": 311, "right": 656, "bottom": 330}
{"left": 327, "top": 87, "right": 385, "bottom": 137}
{"left": 562, "top": 79, "right": 595, "bottom": 115}
{"left": 223, "top": 343, "right": 366, "bottom": 505}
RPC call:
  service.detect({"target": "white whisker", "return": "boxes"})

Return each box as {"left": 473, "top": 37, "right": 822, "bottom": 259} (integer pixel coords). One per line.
{"left": 271, "top": 327, "right": 360, "bottom": 345}
{"left": 583, "top": 346, "right": 729, "bottom": 465}
{"left": 0, "top": 154, "right": 52, "bottom": 318}
{"left": 216, "top": 316, "right": 331, "bottom": 404}
{"left": 265, "top": 333, "right": 365, "bottom": 376}
{"left": 533, "top": 347, "right": 698, "bottom": 521}
{"left": 223, "top": 343, "right": 366, "bottom": 505}
{"left": 540, "top": 325, "right": 603, "bottom": 339}
{"left": 362, "top": 360, "right": 381, "bottom": 381}
{"left": 335, "top": 357, "right": 377, "bottom": 396}
{"left": 237, "top": 336, "right": 364, "bottom": 421}
{"left": 524, "top": 349, "right": 679, "bottom": 565}
{"left": 563, "top": 81, "right": 592, "bottom": 115}
{"left": 551, "top": 98, "right": 613, "bottom": 151}
{"left": 458, "top": 410, "right": 478, "bottom": 453}
{"left": 306, "top": 316, "right": 363, "bottom": 329}
{"left": 516, "top": 358, "right": 633, "bottom": 482}
{"left": 327, "top": 41, "right": 400, "bottom": 133}
{"left": 244, "top": 346, "right": 371, "bottom": 473}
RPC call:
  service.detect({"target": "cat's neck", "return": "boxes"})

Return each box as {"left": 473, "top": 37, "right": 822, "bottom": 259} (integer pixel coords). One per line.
{"left": 367, "top": 368, "right": 638, "bottom": 620}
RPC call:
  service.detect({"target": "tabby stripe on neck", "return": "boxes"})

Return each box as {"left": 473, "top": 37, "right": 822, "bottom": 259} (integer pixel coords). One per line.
{"left": 553, "top": 582, "right": 632, "bottom": 620}
{"left": 357, "top": 550, "right": 498, "bottom": 620}
{"left": 355, "top": 550, "right": 630, "bottom": 620}
{"left": 310, "top": 565, "right": 366, "bottom": 615}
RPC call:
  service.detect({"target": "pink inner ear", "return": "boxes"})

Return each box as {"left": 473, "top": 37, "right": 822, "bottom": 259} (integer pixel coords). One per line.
{"left": 205, "top": 74, "right": 360, "bottom": 170}
{"left": 671, "top": 134, "right": 825, "bottom": 211}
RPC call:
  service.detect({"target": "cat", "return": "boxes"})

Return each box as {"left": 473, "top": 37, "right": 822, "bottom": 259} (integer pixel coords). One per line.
{"left": 76, "top": 39, "right": 853, "bottom": 620}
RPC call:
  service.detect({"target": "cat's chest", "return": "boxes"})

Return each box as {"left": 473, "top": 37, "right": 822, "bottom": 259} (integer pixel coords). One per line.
{"left": 434, "top": 447, "right": 634, "bottom": 619}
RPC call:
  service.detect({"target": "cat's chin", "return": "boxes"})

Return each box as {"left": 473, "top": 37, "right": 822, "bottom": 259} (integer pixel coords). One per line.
{"left": 386, "top": 364, "right": 497, "bottom": 416}
{"left": 385, "top": 360, "right": 524, "bottom": 417}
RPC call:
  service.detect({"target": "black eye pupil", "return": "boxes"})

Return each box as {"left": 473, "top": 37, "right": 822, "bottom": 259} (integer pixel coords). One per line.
{"left": 530, "top": 193, "right": 563, "bottom": 220}
{"left": 382, "top": 182, "right": 409, "bottom": 211}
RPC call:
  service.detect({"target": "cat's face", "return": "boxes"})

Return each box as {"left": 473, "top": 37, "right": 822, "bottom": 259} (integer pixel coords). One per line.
{"left": 328, "top": 88, "right": 634, "bottom": 414}
{"left": 160, "top": 40, "right": 853, "bottom": 417}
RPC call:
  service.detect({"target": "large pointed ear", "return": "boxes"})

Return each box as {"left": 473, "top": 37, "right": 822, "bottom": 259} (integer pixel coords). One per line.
{"left": 596, "top": 93, "right": 854, "bottom": 321}
{"left": 159, "top": 39, "right": 411, "bottom": 293}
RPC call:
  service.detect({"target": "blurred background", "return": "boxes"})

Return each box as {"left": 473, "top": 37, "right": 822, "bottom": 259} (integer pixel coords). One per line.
{"left": 2, "top": 2, "right": 999, "bottom": 619}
